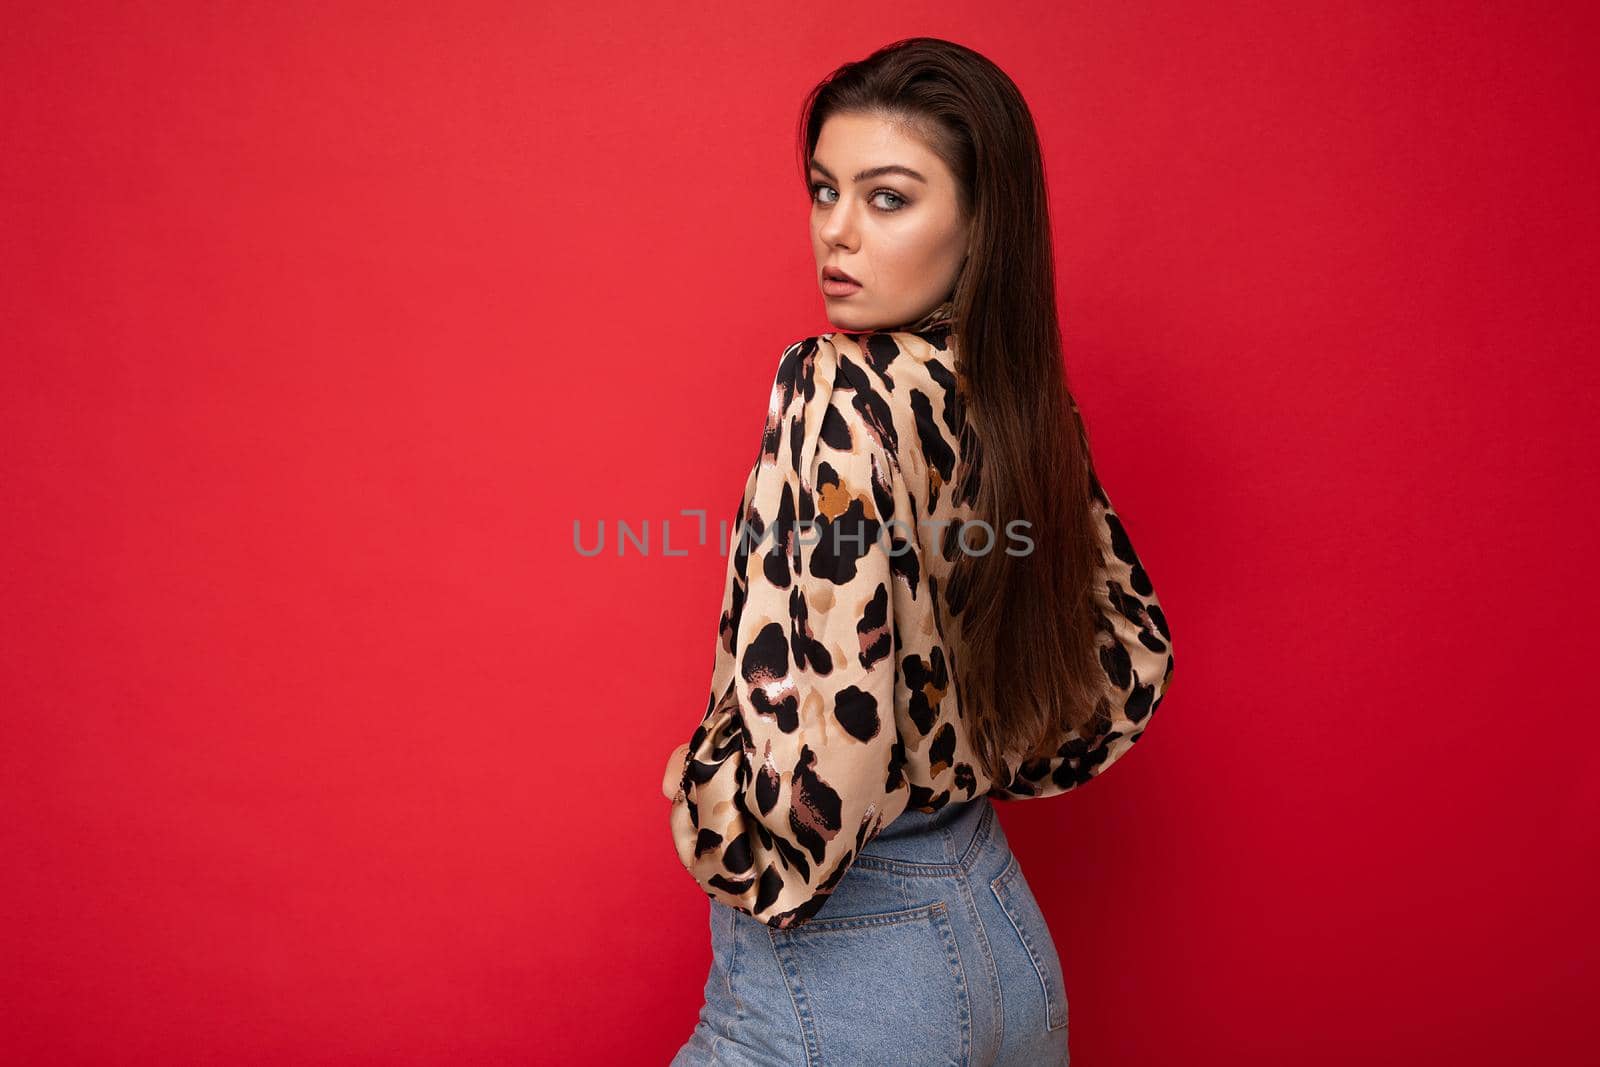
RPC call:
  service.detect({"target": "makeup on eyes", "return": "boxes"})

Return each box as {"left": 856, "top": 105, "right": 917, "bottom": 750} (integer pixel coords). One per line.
{"left": 810, "top": 183, "right": 911, "bottom": 212}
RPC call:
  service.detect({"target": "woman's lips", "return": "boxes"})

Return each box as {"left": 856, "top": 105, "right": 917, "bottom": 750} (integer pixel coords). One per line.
{"left": 821, "top": 276, "right": 862, "bottom": 297}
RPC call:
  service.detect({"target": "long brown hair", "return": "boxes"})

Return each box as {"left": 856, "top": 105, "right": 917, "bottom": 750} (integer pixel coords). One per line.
{"left": 797, "top": 37, "right": 1106, "bottom": 785}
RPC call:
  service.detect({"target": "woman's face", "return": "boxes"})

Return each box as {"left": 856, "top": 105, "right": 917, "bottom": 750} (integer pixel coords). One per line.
{"left": 809, "top": 112, "right": 970, "bottom": 331}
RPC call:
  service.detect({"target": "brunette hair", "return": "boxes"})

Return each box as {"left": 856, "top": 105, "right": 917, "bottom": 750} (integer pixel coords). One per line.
{"left": 797, "top": 37, "right": 1107, "bottom": 785}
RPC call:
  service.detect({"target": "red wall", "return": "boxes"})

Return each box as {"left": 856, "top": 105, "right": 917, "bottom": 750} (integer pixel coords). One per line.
{"left": 2, "top": 3, "right": 1595, "bottom": 1063}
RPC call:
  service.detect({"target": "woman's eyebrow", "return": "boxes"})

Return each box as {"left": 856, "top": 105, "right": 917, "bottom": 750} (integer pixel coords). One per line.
{"left": 808, "top": 160, "right": 927, "bottom": 184}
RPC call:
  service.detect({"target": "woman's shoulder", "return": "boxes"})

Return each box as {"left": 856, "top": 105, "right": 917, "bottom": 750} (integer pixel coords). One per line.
{"left": 814, "top": 320, "right": 957, "bottom": 357}
{"left": 771, "top": 324, "right": 958, "bottom": 400}
{"left": 752, "top": 326, "right": 964, "bottom": 501}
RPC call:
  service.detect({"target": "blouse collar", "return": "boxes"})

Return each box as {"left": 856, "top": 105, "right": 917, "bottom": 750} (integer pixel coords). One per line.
{"left": 897, "top": 297, "right": 958, "bottom": 334}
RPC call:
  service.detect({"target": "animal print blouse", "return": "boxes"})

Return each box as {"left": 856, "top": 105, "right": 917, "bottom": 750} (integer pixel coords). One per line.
{"left": 667, "top": 300, "right": 1175, "bottom": 930}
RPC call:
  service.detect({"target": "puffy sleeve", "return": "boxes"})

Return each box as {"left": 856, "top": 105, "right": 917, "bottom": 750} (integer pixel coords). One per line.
{"left": 667, "top": 335, "right": 911, "bottom": 930}
{"left": 994, "top": 458, "right": 1176, "bottom": 800}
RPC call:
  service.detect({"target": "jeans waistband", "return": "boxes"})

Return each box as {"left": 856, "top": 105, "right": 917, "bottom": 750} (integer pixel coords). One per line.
{"left": 852, "top": 797, "right": 998, "bottom": 877}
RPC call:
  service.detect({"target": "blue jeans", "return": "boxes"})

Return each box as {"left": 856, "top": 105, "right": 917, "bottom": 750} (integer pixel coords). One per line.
{"left": 670, "top": 797, "right": 1071, "bottom": 1065}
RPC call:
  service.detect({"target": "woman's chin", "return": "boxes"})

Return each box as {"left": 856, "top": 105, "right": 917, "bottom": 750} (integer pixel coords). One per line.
{"left": 823, "top": 303, "right": 877, "bottom": 330}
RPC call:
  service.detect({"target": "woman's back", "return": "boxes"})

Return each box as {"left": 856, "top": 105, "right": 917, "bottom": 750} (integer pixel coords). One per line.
{"left": 666, "top": 318, "right": 1174, "bottom": 931}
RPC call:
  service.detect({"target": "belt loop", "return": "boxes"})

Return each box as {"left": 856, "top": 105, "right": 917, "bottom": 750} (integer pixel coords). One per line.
{"left": 958, "top": 798, "right": 995, "bottom": 871}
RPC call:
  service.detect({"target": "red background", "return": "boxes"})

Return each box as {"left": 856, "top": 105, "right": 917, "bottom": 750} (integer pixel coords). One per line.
{"left": 3, "top": 2, "right": 1595, "bottom": 1063}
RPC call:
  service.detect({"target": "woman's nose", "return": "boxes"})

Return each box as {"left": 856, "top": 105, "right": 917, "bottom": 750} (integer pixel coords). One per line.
{"left": 818, "top": 201, "right": 858, "bottom": 248}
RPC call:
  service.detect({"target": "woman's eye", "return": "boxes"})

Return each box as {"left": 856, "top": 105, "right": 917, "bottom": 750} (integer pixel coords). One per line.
{"left": 809, "top": 184, "right": 906, "bottom": 212}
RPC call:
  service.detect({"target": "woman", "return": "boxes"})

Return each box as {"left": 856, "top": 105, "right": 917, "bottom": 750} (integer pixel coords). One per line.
{"left": 662, "top": 37, "right": 1175, "bottom": 1066}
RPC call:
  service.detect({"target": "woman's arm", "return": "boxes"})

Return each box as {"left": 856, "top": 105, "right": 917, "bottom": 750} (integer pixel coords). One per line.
{"left": 992, "top": 475, "right": 1175, "bottom": 799}
{"left": 661, "top": 742, "right": 690, "bottom": 801}
{"left": 665, "top": 335, "right": 911, "bottom": 930}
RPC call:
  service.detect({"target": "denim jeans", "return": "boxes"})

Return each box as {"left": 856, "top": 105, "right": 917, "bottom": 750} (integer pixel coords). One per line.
{"left": 670, "top": 797, "right": 1071, "bottom": 1066}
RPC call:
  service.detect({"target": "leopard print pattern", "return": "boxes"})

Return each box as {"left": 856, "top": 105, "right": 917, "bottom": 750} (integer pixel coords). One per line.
{"left": 668, "top": 318, "right": 1175, "bottom": 929}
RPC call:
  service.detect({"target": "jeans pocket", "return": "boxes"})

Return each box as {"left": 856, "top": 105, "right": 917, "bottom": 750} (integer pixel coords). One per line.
{"left": 770, "top": 900, "right": 972, "bottom": 1063}
{"left": 990, "top": 854, "right": 1069, "bottom": 1032}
